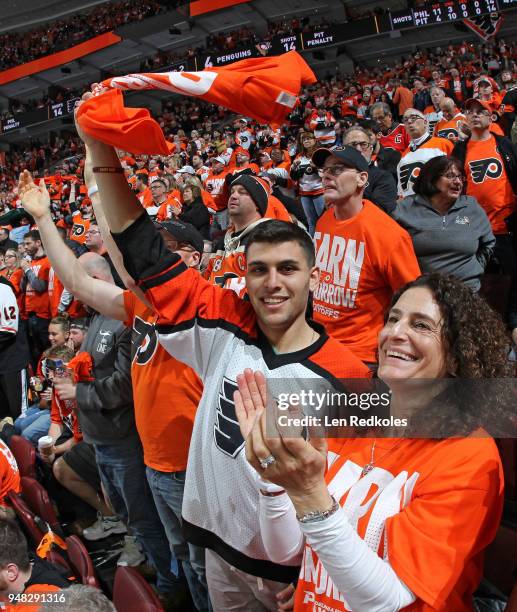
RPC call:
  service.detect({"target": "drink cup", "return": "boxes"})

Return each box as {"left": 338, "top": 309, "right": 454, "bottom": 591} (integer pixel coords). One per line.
{"left": 38, "top": 435, "right": 54, "bottom": 458}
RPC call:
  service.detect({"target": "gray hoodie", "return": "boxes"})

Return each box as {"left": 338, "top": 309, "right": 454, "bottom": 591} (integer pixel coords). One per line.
{"left": 393, "top": 194, "right": 495, "bottom": 291}
{"left": 75, "top": 313, "right": 135, "bottom": 445}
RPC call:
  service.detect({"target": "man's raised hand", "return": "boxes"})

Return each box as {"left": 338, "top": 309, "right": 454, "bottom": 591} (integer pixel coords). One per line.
{"left": 18, "top": 170, "right": 51, "bottom": 220}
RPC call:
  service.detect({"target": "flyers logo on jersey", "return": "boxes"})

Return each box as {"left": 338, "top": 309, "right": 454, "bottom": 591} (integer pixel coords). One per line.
{"left": 214, "top": 377, "right": 244, "bottom": 457}
{"left": 399, "top": 161, "right": 423, "bottom": 192}
{"left": 437, "top": 128, "right": 458, "bottom": 140}
{"left": 131, "top": 316, "right": 158, "bottom": 365}
{"left": 468, "top": 158, "right": 503, "bottom": 183}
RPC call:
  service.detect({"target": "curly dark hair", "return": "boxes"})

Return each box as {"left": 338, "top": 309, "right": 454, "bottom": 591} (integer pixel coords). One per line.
{"left": 390, "top": 273, "right": 511, "bottom": 378}
{"left": 387, "top": 273, "right": 514, "bottom": 437}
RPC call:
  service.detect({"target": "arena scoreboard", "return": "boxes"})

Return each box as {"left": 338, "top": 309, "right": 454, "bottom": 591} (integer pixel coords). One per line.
{"left": 390, "top": 0, "right": 513, "bottom": 29}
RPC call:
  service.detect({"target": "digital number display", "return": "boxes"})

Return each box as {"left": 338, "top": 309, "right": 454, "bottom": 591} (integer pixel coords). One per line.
{"left": 391, "top": 0, "right": 502, "bottom": 29}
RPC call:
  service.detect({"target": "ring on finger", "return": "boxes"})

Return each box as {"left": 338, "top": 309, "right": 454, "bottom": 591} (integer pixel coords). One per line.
{"left": 259, "top": 454, "right": 276, "bottom": 470}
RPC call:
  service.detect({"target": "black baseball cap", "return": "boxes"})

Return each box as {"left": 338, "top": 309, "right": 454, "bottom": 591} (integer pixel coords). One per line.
{"left": 69, "top": 318, "right": 89, "bottom": 331}
{"left": 154, "top": 220, "right": 204, "bottom": 255}
{"left": 311, "top": 146, "right": 369, "bottom": 173}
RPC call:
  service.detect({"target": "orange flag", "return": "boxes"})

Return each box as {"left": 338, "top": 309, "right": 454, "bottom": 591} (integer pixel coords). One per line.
{"left": 76, "top": 51, "right": 316, "bottom": 155}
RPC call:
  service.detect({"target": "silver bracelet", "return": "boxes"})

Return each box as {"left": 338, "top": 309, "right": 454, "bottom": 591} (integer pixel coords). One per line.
{"left": 296, "top": 496, "right": 340, "bottom": 524}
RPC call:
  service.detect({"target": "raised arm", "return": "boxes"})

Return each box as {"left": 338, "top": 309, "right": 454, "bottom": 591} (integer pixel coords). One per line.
{"left": 18, "top": 170, "right": 126, "bottom": 321}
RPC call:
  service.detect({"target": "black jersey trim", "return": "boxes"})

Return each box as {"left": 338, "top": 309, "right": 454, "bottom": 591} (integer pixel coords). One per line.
{"left": 182, "top": 519, "right": 300, "bottom": 583}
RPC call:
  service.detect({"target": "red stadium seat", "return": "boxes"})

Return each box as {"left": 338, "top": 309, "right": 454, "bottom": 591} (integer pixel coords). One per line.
{"left": 9, "top": 435, "right": 36, "bottom": 479}
{"left": 113, "top": 566, "right": 164, "bottom": 612}
{"left": 65, "top": 535, "right": 99, "bottom": 588}
{"left": 20, "top": 476, "right": 61, "bottom": 534}
{"left": 6, "top": 490, "right": 45, "bottom": 546}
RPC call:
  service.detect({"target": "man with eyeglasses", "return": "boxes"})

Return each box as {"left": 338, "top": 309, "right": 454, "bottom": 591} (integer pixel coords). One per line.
{"left": 369, "top": 102, "right": 409, "bottom": 154}
{"left": 452, "top": 97, "right": 517, "bottom": 345}
{"left": 397, "top": 108, "right": 453, "bottom": 198}
{"left": 343, "top": 126, "right": 397, "bottom": 214}
{"left": 84, "top": 223, "right": 125, "bottom": 289}
{"left": 311, "top": 146, "right": 420, "bottom": 367}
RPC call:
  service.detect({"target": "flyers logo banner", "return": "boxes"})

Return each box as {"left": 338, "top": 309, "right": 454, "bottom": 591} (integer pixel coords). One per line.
{"left": 463, "top": 13, "right": 504, "bottom": 42}
{"left": 399, "top": 161, "right": 423, "bottom": 192}
{"left": 468, "top": 157, "right": 503, "bottom": 183}
{"left": 214, "top": 377, "right": 244, "bottom": 457}
{"left": 131, "top": 316, "right": 158, "bottom": 365}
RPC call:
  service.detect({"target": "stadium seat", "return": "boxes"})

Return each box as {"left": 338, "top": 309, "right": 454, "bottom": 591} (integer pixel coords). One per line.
{"left": 65, "top": 535, "right": 99, "bottom": 588}
{"left": 20, "top": 476, "right": 62, "bottom": 535}
{"left": 9, "top": 435, "right": 36, "bottom": 479}
{"left": 113, "top": 566, "right": 165, "bottom": 612}
{"left": 6, "top": 490, "right": 46, "bottom": 546}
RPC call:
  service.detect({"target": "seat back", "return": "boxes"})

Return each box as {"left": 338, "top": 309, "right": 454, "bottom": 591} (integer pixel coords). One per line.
{"left": 113, "top": 566, "right": 164, "bottom": 612}
{"left": 8, "top": 435, "right": 36, "bottom": 479}
{"left": 6, "top": 490, "right": 45, "bottom": 546}
{"left": 65, "top": 535, "right": 99, "bottom": 588}
{"left": 21, "top": 476, "right": 61, "bottom": 534}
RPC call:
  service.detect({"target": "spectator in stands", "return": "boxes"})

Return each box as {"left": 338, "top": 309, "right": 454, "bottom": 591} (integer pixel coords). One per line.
{"left": 359, "top": 119, "right": 401, "bottom": 182}
{"left": 309, "top": 104, "right": 337, "bottom": 146}
{"left": 0, "top": 276, "right": 29, "bottom": 424}
{"left": 394, "top": 156, "right": 494, "bottom": 291}
{"left": 311, "top": 146, "right": 420, "bottom": 366}
{"left": 412, "top": 77, "right": 431, "bottom": 111}
{"left": 204, "top": 157, "right": 229, "bottom": 235}
{"left": 370, "top": 102, "right": 409, "bottom": 154}
{"left": 203, "top": 175, "right": 271, "bottom": 297}
{"left": 178, "top": 184, "right": 210, "bottom": 239}
{"left": 1, "top": 249, "right": 23, "bottom": 305}
{"left": 0, "top": 439, "right": 20, "bottom": 517}
{"left": 397, "top": 108, "right": 453, "bottom": 198}
{"left": 434, "top": 98, "right": 466, "bottom": 142}
{"left": 424, "top": 87, "right": 446, "bottom": 134}
{"left": 235, "top": 274, "right": 509, "bottom": 612}
{"left": 68, "top": 319, "right": 88, "bottom": 351}
{"left": 392, "top": 79, "right": 414, "bottom": 118}
{"left": 47, "top": 315, "right": 70, "bottom": 348}
{"left": 21, "top": 230, "right": 53, "bottom": 364}
{"left": 452, "top": 97, "right": 517, "bottom": 343}
{"left": 0, "top": 228, "right": 17, "bottom": 252}
{"left": 0, "top": 518, "right": 70, "bottom": 601}
{"left": 40, "top": 584, "right": 115, "bottom": 611}
{"left": 343, "top": 126, "right": 397, "bottom": 214}
{"left": 290, "top": 131, "right": 324, "bottom": 236}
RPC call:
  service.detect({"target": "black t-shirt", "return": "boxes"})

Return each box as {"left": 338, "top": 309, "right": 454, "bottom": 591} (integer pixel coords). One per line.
{"left": 24, "top": 556, "right": 72, "bottom": 590}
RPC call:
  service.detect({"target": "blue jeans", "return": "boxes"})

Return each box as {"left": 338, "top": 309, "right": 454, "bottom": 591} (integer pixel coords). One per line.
{"left": 301, "top": 194, "right": 326, "bottom": 236}
{"left": 15, "top": 405, "right": 42, "bottom": 432}
{"left": 93, "top": 437, "right": 179, "bottom": 593}
{"left": 146, "top": 467, "right": 210, "bottom": 611}
{"left": 17, "top": 409, "right": 51, "bottom": 445}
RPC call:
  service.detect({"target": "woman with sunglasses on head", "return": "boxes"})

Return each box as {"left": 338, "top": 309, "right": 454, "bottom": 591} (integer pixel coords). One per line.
{"left": 235, "top": 273, "right": 511, "bottom": 612}
{"left": 1, "top": 248, "right": 24, "bottom": 308}
{"left": 394, "top": 156, "right": 495, "bottom": 292}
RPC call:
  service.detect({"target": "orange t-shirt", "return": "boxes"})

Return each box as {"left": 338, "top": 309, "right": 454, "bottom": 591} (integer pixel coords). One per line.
{"left": 25, "top": 256, "right": 51, "bottom": 319}
{"left": 69, "top": 210, "right": 90, "bottom": 244}
{"left": 204, "top": 171, "right": 229, "bottom": 211}
{"left": 123, "top": 291, "right": 202, "bottom": 471}
{"left": 295, "top": 436, "right": 503, "bottom": 612}
{"left": 48, "top": 269, "right": 64, "bottom": 318}
{"left": 0, "top": 439, "right": 20, "bottom": 507}
{"left": 156, "top": 194, "right": 183, "bottom": 222}
{"left": 434, "top": 113, "right": 467, "bottom": 142}
{"left": 464, "top": 136, "right": 516, "bottom": 234}
{"left": 313, "top": 201, "right": 420, "bottom": 362}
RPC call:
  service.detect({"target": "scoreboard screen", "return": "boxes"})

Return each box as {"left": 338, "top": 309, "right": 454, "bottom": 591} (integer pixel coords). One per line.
{"left": 390, "top": 0, "right": 501, "bottom": 29}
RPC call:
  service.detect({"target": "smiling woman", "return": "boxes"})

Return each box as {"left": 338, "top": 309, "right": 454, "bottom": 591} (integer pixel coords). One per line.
{"left": 235, "top": 272, "right": 512, "bottom": 612}
{"left": 394, "top": 156, "right": 495, "bottom": 292}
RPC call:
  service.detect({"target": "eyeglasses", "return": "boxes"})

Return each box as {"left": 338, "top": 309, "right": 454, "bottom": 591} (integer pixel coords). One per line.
{"left": 403, "top": 114, "right": 425, "bottom": 124}
{"left": 85, "top": 229, "right": 100, "bottom": 235}
{"left": 318, "top": 165, "right": 359, "bottom": 178}
{"left": 465, "top": 108, "right": 491, "bottom": 116}
{"left": 5, "top": 254, "right": 16, "bottom": 258}
{"left": 442, "top": 173, "right": 464, "bottom": 183}
{"left": 347, "top": 141, "right": 372, "bottom": 151}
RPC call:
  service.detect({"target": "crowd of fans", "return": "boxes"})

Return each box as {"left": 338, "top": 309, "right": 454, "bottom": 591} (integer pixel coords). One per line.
{"left": 0, "top": 30, "right": 516, "bottom": 612}
{"left": 0, "top": 0, "right": 173, "bottom": 71}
